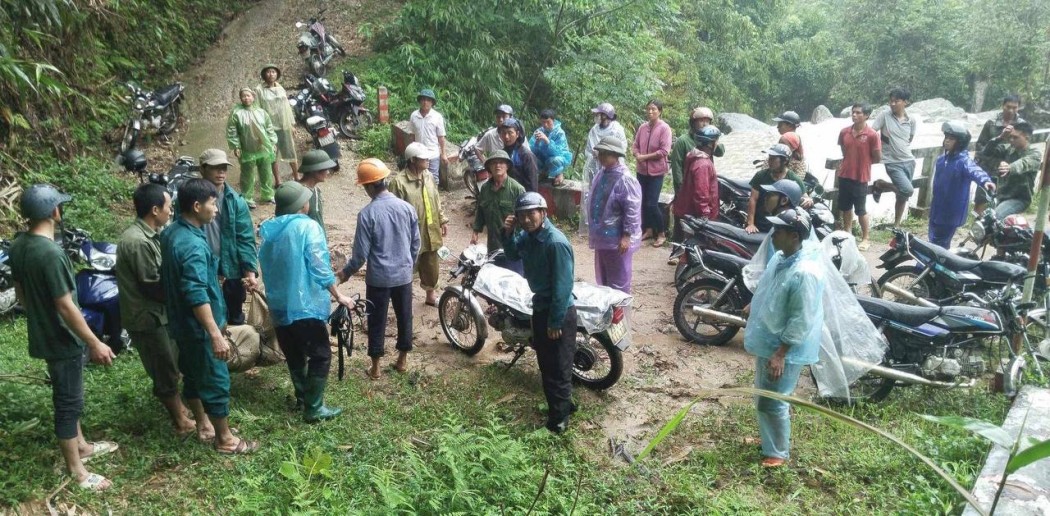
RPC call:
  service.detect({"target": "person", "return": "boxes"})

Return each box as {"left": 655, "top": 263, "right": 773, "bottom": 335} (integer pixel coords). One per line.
{"left": 226, "top": 87, "right": 278, "bottom": 209}
{"left": 836, "top": 103, "right": 881, "bottom": 251}
{"left": 501, "top": 192, "right": 576, "bottom": 433}
{"left": 255, "top": 64, "right": 299, "bottom": 185}
{"left": 927, "top": 122, "right": 996, "bottom": 249}
{"left": 588, "top": 135, "right": 641, "bottom": 293}
{"left": 116, "top": 183, "right": 213, "bottom": 440}
{"left": 476, "top": 104, "right": 523, "bottom": 158}
{"left": 746, "top": 143, "right": 808, "bottom": 234}
{"left": 196, "top": 148, "right": 259, "bottom": 326}
{"left": 336, "top": 159, "right": 420, "bottom": 379}
{"left": 759, "top": 179, "right": 804, "bottom": 219}
{"left": 296, "top": 149, "right": 337, "bottom": 234}
{"left": 161, "top": 178, "right": 259, "bottom": 455}
{"left": 581, "top": 102, "right": 627, "bottom": 235}
{"left": 10, "top": 184, "right": 118, "bottom": 491}
{"left": 980, "top": 121, "right": 1042, "bottom": 219}
{"left": 406, "top": 88, "right": 447, "bottom": 183}
{"left": 259, "top": 182, "right": 353, "bottom": 422}
{"left": 773, "top": 110, "right": 802, "bottom": 139}
{"left": 499, "top": 117, "right": 539, "bottom": 192}
{"left": 671, "top": 107, "right": 724, "bottom": 195}
{"left": 471, "top": 150, "right": 526, "bottom": 273}
{"left": 778, "top": 131, "right": 808, "bottom": 178}
{"left": 529, "top": 109, "right": 574, "bottom": 186}
{"left": 871, "top": 87, "right": 918, "bottom": 227}
{"left": 974, "top": 94, "right": 1026, "bottom": 214}
{"left": 673, "top": 126, "right": 721, "bottom": 235}
{"left": 632, "top": 99, "right": 673, "bottom": 247}
{"left": 390, "top": 142, "right": 449, "bottom": 306}
{"left": 743, "top": 207, "right": 825, "bottom": 468}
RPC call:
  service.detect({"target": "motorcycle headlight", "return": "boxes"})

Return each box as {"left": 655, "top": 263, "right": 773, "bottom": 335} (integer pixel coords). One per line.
{"left": 969, "top": 220, "right": 985, "bottom": 242}
{"left": 289, "top": 99, "right": 298, "bottom": 106}
{"left": 133, "top": 98, "right": 147, "bottom": 111}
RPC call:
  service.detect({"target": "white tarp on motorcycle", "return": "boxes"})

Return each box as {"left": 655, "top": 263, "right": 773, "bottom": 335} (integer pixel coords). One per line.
{"left": 744, "top": 233, "right": 887, "bottom": 401}
{"left": 472, "top": 263, "right": 633, "bottom": 334}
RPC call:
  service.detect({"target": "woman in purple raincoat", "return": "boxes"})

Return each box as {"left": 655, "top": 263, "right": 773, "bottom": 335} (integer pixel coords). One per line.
{"left": 588, "top": 135, "right": 642, "bottom": 294}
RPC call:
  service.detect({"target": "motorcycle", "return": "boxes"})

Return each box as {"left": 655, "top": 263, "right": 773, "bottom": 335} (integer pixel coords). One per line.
{"left": 301, "top": 72, "right": 373, "bottom": 138}
{"left": 296, "top": 9, "right": 345, "bottom": 77}
{"left": 119, "top": 81, "right": 184, "bottom": 153}
{"left": 305, "top": 114, "right": 341, "bottom": 165}
{"left": 119, "top": 150, "right": 197, "bottom": 203}
{"left": 438, "top": 245, "right": 632, "bottom": 390}
{"left": 60, "top": 228, "right": 128, "bottom": 354}
{"left": 875, "top": 228, "right": 1031, "bottom": 308}
{"left": 0, "top": 238, "right": 16, "bottom": 316}
{"left": 458, "top": 130, "right": 489, "bottom": 196}
{"left": 289, "top": 84, "right": 317, "bottom": 125}
{"left": 716, "top": 176, "right": 752, "bottom": 227}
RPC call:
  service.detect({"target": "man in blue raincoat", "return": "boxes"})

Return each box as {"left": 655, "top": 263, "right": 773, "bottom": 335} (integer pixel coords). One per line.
{"left": 259, "top": 182, "right": 354, "bottom": 422}
{"left": 529, "top": 109, "right": 574, "bottom": 186}
{"left": 927, "top": 122, "right": 995, "bottom": 249}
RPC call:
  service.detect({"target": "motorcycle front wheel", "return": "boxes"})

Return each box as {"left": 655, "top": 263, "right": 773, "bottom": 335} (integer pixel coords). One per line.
{"left": 308, "top": 55, "right": 326, "bottom": 77}
{"left": 877, "top": 266, "right": 934, "bottom": 305}
{"left": 464, "top": 171, "right": 479, "bottom": 197}
{"left": 572, "top": 330, "right": 623, "bottom": 390}
{"left": 339, "top": 110, "right": 374, "bottom": 139}
{"left": 438, "top": 290, "right": 486, "bottom": 355}
{"left": 673, "top": 277, "right": 742, "bottom": 346}
{"left": 119, "top": 122, "right": 139, "bottom": 154}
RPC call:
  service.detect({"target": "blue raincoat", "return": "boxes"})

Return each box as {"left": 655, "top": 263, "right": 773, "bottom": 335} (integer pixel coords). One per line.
{"left": 744, "top": 245, "right": 825, "bottom": 365}
{"left": 929, "top": 150, "right": 992, "bottom": 227}
{"left": 529, "top": 119, "right": 574, "bottom": 178}
{"left": 258, "top": 214, "right": 336, "bottom": 326}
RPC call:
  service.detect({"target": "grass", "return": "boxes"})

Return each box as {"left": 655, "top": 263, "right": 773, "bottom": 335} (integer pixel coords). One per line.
{"left": 0, "top": 313, "right": 1014, "bottom": 514}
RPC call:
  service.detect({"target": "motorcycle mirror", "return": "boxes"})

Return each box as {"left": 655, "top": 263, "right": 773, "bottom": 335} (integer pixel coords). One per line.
{"left": 812, "top": 185, "right": 825, "bottom": 196}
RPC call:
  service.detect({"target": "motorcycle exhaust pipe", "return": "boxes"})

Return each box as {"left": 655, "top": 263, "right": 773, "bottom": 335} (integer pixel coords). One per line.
{"left": 840, "top": 356, "right": 978, "bottom": 389}
{"left": 692, "top": 307, "right": 747, "bottom": 327}
{"left": 878, "top": 283, "right": 939, "bottom": 308}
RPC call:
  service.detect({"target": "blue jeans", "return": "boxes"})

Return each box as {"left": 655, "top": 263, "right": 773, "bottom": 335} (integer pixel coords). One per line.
{"left": 754, "top": 356, "right": 804, "bottom": 460}
{"left": 428, "top": 158, "right": 441, "bottom": 185}
{"left": 995, "top": 199, "right": 1028, "bottom": 220}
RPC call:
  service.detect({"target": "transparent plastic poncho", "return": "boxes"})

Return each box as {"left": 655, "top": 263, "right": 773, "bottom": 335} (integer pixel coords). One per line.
{"left": 472, "top": 263, "right": 632, "bottom": 334}
{"left": 743, "top": 232, "right": 887, "bottom": 400}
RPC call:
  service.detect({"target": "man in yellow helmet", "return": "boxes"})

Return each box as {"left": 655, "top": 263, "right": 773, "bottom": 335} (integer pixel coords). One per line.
{"left": 336, "top": 158, "right": 420, "bottom": 379}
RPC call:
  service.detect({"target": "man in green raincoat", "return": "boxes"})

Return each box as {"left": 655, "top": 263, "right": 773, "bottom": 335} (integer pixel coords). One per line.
{"left": 227, "top": 87, "right": 278, "bottom": 208}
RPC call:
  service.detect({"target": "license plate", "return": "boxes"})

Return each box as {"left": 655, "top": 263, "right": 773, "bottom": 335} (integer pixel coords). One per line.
{"left": 605, "top": 321, "right": 627, "bottom": 345}
{"left": 318, "top": 134, "right": 335, "bottom": 146}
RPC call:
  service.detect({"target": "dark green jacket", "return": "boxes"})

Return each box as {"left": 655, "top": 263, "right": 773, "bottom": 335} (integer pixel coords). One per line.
{"left": 975, "top": 114, "right": 1027, "bottom": 172}
{"left": 991, "top": 145, "right": 1043, "bottom": 206}
{"left": 501, "top": 218, "right": 575, "bottom": 329}
{"left": 179, "top": 185, "right": 258, "bottom": 279}
{"left": 473, "top": 177, "right": 525, "bottom": 250}
{"left": 160, "top": 218, "right": 227, "bottom": 341}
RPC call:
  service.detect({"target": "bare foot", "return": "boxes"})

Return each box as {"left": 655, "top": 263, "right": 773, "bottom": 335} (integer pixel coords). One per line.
{"left": 197, "top": 421, "right": 216, "bottom": 442}
{"left": 366, "top": 367, "right": 381, "bottom": 380}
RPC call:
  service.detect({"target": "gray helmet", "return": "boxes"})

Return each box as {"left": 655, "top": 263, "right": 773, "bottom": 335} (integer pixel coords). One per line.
{"left": 514, "top": 192, "right": 547, "bottom": 212}
{"left": 21, "top": 183, "right": 72, "bottom": 220}
{"left": 766, "top": 207, "right": 812, "bottom": 239}
{"left": 760, "top": 179, "right": 802, "bottom": 208}
{"left": 593, "top": 135, "right": 627, "bottom": 157}
{"left": 765, "top": 143, "right": 792, "bottom": 159}
{"left": 772, "top": 111, "right": 802, "bottom": 127}
{"left": 941, "top": 121, "right": 972, "bottom": 151}
{"left": 694, "top": 125, "right": 721, "bottom": 145}
{"left": 495, "top": 104, "right": 513, "bottom": 116}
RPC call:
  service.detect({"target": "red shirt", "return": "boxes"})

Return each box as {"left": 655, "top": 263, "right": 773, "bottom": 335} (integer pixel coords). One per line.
{"left": 837, "top": 125, "right": 881, "bottom": 183}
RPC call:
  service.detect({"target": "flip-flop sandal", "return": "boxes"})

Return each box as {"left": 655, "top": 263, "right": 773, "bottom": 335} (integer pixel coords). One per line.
{"left": 215, "top": 438, "right": 259, "bottom": 455}
{"left": 81, "top": 441, "right": 119, "bottom": 463}
{"left": 857, "top": 240, "right": 871, "bottom": 251}
{"left": 652, "top": 238, "right": 666, "bottom": 248}
{"left": 76, "top": 472, "right": 113, "bottom": 492}
{"left": 761, "top": 457, "right": 787, "bottom": 468}
{"left": 391, "top": 364, "right": 408, "bottom": 374}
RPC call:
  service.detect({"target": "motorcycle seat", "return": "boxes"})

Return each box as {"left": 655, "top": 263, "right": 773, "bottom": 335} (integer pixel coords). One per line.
{"left": 703, "top": 249, "right": 750, "bottom": 274}
{"left": 153, "top": 83, "right": 182, "bottom": 108}
{"left": 857, "top": 296, "right": 942, "bottom": 327}
{"left": 911, "top": 238, "right": 1026, "bottom": 283}
{"left": 703, "top": 220, "right": 767, "bottom": 247}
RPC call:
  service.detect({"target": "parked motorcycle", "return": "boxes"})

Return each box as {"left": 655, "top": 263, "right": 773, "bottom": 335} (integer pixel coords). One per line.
{"left": 301, "top": 72, "right": 373, "bottom": 138}
{"left": 677, "top": 196, "right": 834, "bottom": 260}
{"left": 119, "top": 81, "right": 184, "bottom": 153}
{"left": 0, "top": 237, "right": 16, "bottom": 316}
{"left": 305, "top": 114, "right": 341, "bottom": 165}
{"left": 288, "top": 84, "right": 317, "bottom": 125}
{"left": 438, "top": 245, "right": 631, "bottom": 390}
{"left": 459, "top": 131, "right": 489, "bottom": 196}
{"left": 716, "top": 176, "right": 752, "bottom": 227}
{"left": 875, "top": 228, "right": 1030, "bottom": 307}
{"left": 61, "top": 228, "right": 127, "bottom": 354}
{"left": 296, "top": 9, "right": 345, "bottom": 77}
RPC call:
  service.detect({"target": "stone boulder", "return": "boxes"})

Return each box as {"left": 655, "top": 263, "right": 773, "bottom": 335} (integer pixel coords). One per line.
{"left": 810, "top": 105, "right": 833, "bottom": 124}
{"left": 910, "top": 98, "right": 966, "bottom": 123}
{"left": 717, "top": 112, "right": 773, "bottom": 134}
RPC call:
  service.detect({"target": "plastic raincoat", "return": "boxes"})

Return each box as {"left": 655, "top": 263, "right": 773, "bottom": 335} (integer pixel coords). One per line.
{"left": 529, "top": 119, "right": 574, "bottom": 178}
{"left": 588, "top": 163, "right": 642, "bottom": 251}
{"left": 255, "top": 83, "right": 297, "bottom": 162}
{"left": 580, "top": 120, "right": 626, "bottom": 234}
{"left": 744, "top": 233, "right": 887, "bottom": 400}
{"left": 388, "top": 169, "right": 447, "bottom": 252}
{"left": 226, "top": 104, "right": 278, "bottom": 162}
{"left": 258, "top": 214, "right": 335, "bottom": 327}
{"left": 929, "top": 150, "right": 991, "bottom": 228}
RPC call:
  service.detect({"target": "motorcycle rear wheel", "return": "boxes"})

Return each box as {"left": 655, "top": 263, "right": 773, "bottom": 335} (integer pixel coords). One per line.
{"left": 1004, "top": 350, "right": 1050, "bottom": 398}
{"left": 159, "top": 101, "right": 180, "bottom": 135}
{"left": 813, "top": 366, "right": 895, "bottom": 405}
{"left": 877, "top": 266, "right": 933, "bottom": 305}
{"left": 438, "top": 290, "right": 486, "bottom": 355}
{"left": 338, "top": 110, "right": 374, "bottom": 139}
{"left": 464, "top": 171, "right": 479, "bottom": 197}
{"left": 572, "top": 330, "right": 623, "bottom": 390}
{"left": 309, "top": 55, "right": 326, "bottom": 77}
{"left": 673, "top": 277, "right": 742, "bottom": 346}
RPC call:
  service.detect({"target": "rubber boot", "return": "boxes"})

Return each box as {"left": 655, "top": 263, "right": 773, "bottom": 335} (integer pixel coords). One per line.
{"left": 289, "top": 368, "right": 307, "bottom": 411}
{"left": 303, "top": 375, "right": 342, "bottom": 423}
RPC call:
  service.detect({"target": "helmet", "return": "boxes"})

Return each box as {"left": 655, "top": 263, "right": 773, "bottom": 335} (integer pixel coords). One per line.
{"left": 691, "top": 107, "right": 715, "bottom": 120}
{"left": 484, "top": 150, "right": 512, "bottom": 170}
{"left": 766, "top": 207, "right": 812, "bottom": 239}
{"left": 694, "top": 126, "right": 721, "bottom": 145}
{"left": 765, "top": 143, "right": 792, "bottom": 159}
{"left": 498, "top": 116, "right": 522, "bottom": 131}
{"left": 417, "top": 88, "right": 437, "bottom": 104}
{"left": 404, "top": 142, "right": 436, "bottom": 162}
{"left": 21, "top": 183, "right": 72, "bottom": 220}
{"left": 590, "top": 102, "right": 616, "bottom": 119}
{"left": 759, "top": 179, "right": 802, "bottom": 207}
{"left": 495, "top": 104, "right": 513, "bottom": 116}
{"left": 260, "top": 64, "right": 281, "bottom": 81}
{"left": 514, "top": 192, "right": 547, "bottom": 212}
{"left": 356, "top": 158, "right": 391, "bottom": 185}
{"left": 941, "top": 121, "right": 972, "bottom": 151}
{"left": 121, "top": 149, "right": 147, "bottom": 172}
{"left": 593, "top": 135, "right": 627, "bottom": 157}
{"left": 772, "top": 111, "right": 802, "bottom": 127}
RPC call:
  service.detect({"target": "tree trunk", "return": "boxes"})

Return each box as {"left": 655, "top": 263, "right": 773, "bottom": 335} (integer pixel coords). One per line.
{"left": 972, "top": 79, "right": 989, "bottom": 113}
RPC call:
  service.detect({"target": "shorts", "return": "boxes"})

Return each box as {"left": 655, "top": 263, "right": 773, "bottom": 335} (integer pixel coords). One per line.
{"left": 46, "top": 353, "right": 86, "bottom": 440}
{"left": 837, "top": 177, "right": 869, "bottom": 216}
{"left": 884, "top": 161, "right": 915, "bottom": 198}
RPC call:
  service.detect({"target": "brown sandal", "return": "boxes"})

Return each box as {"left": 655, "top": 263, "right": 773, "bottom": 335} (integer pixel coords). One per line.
{"left": 215, "top": 438, "right": 259, "bottom": 455}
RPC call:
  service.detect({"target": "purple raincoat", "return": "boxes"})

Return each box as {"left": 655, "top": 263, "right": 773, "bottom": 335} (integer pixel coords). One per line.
{"left": 588, "top": 163, "right": 643, "bottom": 250}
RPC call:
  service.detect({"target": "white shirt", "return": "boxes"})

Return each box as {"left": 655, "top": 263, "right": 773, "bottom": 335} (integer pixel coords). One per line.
{"left": 408, "top": 109, "right": 447, "bottom": 154}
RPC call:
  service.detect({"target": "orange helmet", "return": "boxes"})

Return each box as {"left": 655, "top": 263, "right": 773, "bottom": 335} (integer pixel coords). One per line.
{"left": 357, "top": 158, "right": 391, "bottom": 185}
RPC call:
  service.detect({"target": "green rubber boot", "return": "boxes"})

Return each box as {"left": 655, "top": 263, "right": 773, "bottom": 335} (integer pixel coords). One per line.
{"left": 303, "top": 375, "right": 342, "bottom": 423}
{"left": 289, "top": 367, "right": 308, "bottom": 411}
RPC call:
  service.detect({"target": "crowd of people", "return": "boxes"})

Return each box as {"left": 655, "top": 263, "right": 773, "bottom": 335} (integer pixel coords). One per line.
{"left": 10, "top": 75, "right": 1044, "bottom": 490}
